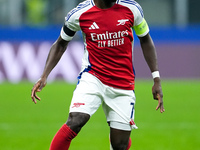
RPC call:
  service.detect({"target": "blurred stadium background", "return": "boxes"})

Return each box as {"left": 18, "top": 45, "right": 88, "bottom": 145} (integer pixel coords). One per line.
{"left": 0, "top": 0, "right": 200, "bottom": 82}
{"left": 0, "top": 0, "right": 200, "bottom": 150}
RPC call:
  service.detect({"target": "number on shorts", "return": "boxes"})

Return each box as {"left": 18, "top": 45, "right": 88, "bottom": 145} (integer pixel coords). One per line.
{"left": 130, "top": 102, "right": 134, "bottom": 118}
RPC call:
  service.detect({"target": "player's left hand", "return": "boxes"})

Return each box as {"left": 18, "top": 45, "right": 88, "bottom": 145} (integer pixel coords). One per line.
{"left": 152, "top": 78, "right": 165, "bottom": 113}
{"left": 31, "top": 77, "right": 47, "bottom": 104}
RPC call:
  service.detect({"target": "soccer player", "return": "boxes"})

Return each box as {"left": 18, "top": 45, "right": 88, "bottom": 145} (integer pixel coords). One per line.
{"left": 31, "top": 0, "right": 165, "bottom": 149}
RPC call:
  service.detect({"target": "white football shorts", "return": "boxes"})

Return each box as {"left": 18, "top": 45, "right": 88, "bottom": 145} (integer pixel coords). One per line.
{"left": 69, "top": 72, "right": 137, "bottom": 131}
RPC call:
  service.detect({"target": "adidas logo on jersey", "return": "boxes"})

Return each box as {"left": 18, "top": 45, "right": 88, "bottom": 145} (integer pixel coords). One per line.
{"left": 89, "top": 22, "right": 99, "bottom": 30}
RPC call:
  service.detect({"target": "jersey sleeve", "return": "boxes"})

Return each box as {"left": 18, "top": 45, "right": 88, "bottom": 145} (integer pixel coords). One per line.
{"left": 133, "top": 18, "right": 149, "bottom": 37}
{"left": 60, "top": 25, "right": 76, "bottom": 41}
{"left": 131, "top": 3, "right": 149, "bottom": 37}
{"left": 60, "top": 6, "right": 82, "bottom": 41}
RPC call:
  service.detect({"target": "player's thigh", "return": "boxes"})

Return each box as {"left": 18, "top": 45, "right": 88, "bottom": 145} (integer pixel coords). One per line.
{"left": 103, "top": 88, "right": 136, "bottom": 131}
{"left": 69, "top": 72, "right": 103, "bottom": 116}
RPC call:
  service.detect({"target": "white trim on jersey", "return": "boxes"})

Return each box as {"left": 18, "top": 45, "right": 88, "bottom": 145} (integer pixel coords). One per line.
{"left": 80, "top": 32, "right": 92, "bottom": 73}
{"left": 91, "top": 0, "right": 95, "bottom": 6}
{"left": 65, "top": 0, "right": 91, "bottom": 21}
{"left": 64, "top": 0, "right": 93, "bottom": 32}
{"left": 60, "top": 27, "right": 74, "bottom": 41}
{"left": 118, "top": 0, "right": 144, "bottom": 26}
{"left": 120, "top": 0, "right": 144, "bottom": 17}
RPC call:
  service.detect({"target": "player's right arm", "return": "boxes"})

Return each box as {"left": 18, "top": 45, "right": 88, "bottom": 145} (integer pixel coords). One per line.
{"left": 31, "top": 3, "right": 81, "bottom": 103}
{"left": 31, "top": 5, "right": 80, "bottom": 103}
{"left": 31, "top": 36, "right": 70, "bottom": 104}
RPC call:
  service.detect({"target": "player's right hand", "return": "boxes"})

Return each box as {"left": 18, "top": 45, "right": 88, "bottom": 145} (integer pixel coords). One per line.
{"left": 31, "top": 77, "right": 47, "bottom": 104}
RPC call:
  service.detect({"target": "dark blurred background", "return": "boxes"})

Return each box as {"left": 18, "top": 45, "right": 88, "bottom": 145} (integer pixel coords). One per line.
{"left": 0, "top": 0, "right": 199, "bottom": 26}
{"left": 0, "top": 0, "right": 200, "bottom": 83}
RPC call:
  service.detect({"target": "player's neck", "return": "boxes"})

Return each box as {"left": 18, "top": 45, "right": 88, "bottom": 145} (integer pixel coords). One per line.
{"left": 93, "top": 0, "right": 116, "bottom": 9}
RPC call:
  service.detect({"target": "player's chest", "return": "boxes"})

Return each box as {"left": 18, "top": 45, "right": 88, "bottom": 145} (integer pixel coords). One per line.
{"left": 79, "top": 6, "right": 134, "bottom": 35}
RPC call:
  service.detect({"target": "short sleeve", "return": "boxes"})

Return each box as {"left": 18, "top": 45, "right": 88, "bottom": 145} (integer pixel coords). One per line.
{"left": 60, "top": 0, "right": 93, "bottom": 41}
{"left": 60, "top": 6, "right": 81, "bottom": 41}
{"left": 131, "top": 2, "right": 149, "bottom": 37}
{"left": 60, "top": 25, "right": 76, "bottom": 41}
{"left": 133, "top": 18, "right": 149, "bottom": 37}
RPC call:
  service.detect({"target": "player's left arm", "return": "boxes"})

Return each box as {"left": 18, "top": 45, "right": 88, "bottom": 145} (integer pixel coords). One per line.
{"left": 138, "top": 33, "right": 165, "bottom": 113}
{"left": 132, "top": 2, "right": 164, "bottom": 113}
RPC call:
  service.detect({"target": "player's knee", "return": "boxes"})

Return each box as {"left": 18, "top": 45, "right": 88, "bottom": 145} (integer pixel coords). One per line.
{"left": 66, "top": 112, "right": 90, "bottom": 134}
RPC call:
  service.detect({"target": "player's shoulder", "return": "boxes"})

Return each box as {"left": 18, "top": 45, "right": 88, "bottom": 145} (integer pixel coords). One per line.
{"left": 65, "top": 0, "right": 94, "bottom": 21}
{"left": 117, "top": 0, "right": 144, "bottom": 17}
{"left": 117, "top": 0, "right": 142, "bottom": 8}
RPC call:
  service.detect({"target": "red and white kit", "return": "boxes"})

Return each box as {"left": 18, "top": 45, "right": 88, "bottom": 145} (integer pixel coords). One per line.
{"left": 60, "top": 0, "right": 149, "bottom": 130}
{"left": 61, "top": 0, "right": 149, "bottom": 90}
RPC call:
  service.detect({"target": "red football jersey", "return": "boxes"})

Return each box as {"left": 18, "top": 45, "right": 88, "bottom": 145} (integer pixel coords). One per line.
{"left": 61, "top": 0, "right": 149, "bottom": 90}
